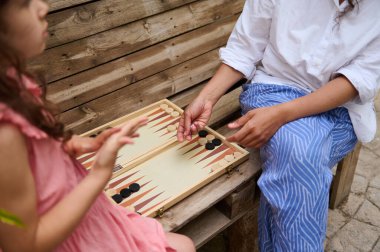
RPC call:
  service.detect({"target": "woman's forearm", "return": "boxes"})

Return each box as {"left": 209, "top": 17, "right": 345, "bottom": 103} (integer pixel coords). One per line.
{"left": 279, "top": 76, "right": 358, "bottom": 123}
{"left": 199, "top": 63, "right": 244, "bottom": 105}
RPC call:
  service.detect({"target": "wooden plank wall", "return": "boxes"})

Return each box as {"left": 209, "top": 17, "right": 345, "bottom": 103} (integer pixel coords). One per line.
{"left": 32, "top": 0, "right": 244, "bottom": 134}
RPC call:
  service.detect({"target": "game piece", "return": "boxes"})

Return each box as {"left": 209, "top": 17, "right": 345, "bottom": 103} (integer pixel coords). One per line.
{"left": 198, "top": 130, "right": 208, "bottom": 138}
{"left": 160, "top": 104, "right": 168, "bottom": 110}
{"left": 165, "top": 108, "right": 174, "bottom": 113}
{"left": 120, "top": 188, "right": 132, "bottom": 198}
{"left": 212, "top": 138, "right": 222, "bottom": 146}
{"left": 112, "top": 194, "right": 123, "bottom": 204}
{"left": 198, "top": 138, "right": 208, "bottom": 146}
{"left": 171, "top": 111, "right": 180, "bottom": 117}
{"left": 233, "top": 151, "right": 243, "bottom": 158}
{"left": 129, "top": 183, "right": 140, "bottom": 193}
{"left": 205, "top": 142, "right": 215, "bottom": 150}
{"left": 206, "top": 134, "right": 215, "bottom": 142}
{"left": 218, "top": 159, "right": 228, "bottom": 167}
{"left": 167, "top": 125, "right": 177, "bottom": 132}
{"left": 224, "top": 154, "right": 234, "bottom": 162}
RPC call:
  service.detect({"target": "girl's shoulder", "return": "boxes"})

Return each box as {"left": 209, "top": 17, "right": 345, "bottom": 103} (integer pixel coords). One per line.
{"left": 0, "top": 103, "right": 48, "bottom": 140}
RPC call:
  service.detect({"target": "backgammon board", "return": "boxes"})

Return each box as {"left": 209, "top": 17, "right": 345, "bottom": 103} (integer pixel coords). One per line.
{"left": 79, "top": 99, "right": 249, "bottom": 217}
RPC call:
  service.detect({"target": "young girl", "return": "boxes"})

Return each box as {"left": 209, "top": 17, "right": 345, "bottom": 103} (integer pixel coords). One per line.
{"left": 0, "top": 0, "right": 195, "bottom": 251}
{"left": 178, "top": 0, "right": 380, "bottom": 251}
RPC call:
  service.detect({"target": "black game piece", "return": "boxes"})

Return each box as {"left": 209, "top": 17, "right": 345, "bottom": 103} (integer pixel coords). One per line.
{"left": 111, "top": 194, "right": 123, "bottom": 204}
{"left": 198, "top": 130, "right": 208, "bottom": 138}
{"left": 212, "top": 138, "right": 222, "bottom": 146}
{"left": 129, "top": 183, "right": 140, "bottom": 193}
{"left": 89, "top": 134, "right": 97, "bottom": 138}
{"left": 205, "top": 142, "right": 215, "bottom": 150}
{"left": 120, "top": 188, "right": 132, "bottom": 198}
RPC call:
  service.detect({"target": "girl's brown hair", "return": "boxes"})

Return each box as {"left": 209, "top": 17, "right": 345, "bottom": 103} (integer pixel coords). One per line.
{"left": 0, "top": 0, "right": 67, "bottom": 140}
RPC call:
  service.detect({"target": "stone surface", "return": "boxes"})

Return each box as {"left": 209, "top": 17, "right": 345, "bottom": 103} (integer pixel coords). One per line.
{"left": 339, "top": 193, "right": 365, "bottom": 216}
{"left": 370, "top": 174, "right": 380, "bottom": 190}
{"left": 355, "top": 148, "right": 380, "bottom": 180}
{"left": 326, "top": 209, "right": 348, "bottom": 238}
{"left": 355, "top": 200, "right": 380, "bottom": 227}
{"left": 350, "top": 174, "right": 368, "bottom": 195}
{"left": 330, "top": 220, "right": 380, "bottom": 252}
{"left": 367, "top": 187, "right": 380, "bottom": 209}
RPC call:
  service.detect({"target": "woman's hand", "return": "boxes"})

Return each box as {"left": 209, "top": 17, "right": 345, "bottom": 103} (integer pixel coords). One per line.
{"left": 227, "top": 105, "right": 287, "bottom": 148}
{"left": 64, "top": 128, "right": 121, "bottom": 157}
{"left": 91, "top": 117, "right": 148, "bottom": 181}
{"left": 177, "top": 96, "right": 214, "bottom": 142}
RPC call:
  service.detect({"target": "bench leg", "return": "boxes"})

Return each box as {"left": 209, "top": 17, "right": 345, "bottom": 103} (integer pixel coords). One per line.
{"left": 329, "top": 143, "right": 362, "bottom": 209}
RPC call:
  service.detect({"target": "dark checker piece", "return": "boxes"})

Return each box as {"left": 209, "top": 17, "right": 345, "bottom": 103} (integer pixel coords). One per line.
{"left": 212, "top": 138, "right": 222, "bottom": 146}
{"left": 129, "top": 183, "right": 140, "bottom": 193}
{"left": 205, "top": 142, "right": 215, "bottom": 150}
{"left": 111, "top": 194, "right": 123, "bottom": 204}
{"left": 198, "top": 130, "right": 208, "bottom": 138}
{"left": 89, "top": 134, "right": 97, "bottom": 138}
{"left": 120, "top": 188, "right": 132, "bottom": 198}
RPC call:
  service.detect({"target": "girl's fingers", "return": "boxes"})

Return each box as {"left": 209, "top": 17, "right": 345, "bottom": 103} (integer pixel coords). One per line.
{"left": 97, "top": 127, "right": 121, "bottom": 142}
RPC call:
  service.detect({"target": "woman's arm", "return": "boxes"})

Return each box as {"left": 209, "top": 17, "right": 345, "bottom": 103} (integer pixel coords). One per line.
{"left": 227, "top": 76, "right": 358, "bottom": 147}
{"left": 281, "top": 76, "right": 358, "bottom": 122}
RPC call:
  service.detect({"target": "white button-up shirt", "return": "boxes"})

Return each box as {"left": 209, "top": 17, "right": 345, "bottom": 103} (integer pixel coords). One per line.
{"left": 220, "top": 0, "right": 380, "bottom": 142}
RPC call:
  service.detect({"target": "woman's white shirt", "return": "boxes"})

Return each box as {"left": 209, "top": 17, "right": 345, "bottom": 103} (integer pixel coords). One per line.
{"left": 220, "top": 0, "right": 380, "bottom": 142}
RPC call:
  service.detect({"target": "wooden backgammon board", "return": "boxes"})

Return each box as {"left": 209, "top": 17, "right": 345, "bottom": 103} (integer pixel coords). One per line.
{"left": 78, "top": 100, "right": 249, "bottom": 217}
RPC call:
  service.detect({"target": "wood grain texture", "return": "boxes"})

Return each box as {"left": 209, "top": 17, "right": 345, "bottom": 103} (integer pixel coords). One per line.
{"left": 48, "top": 0, "right": 93, "bottom": 12}
{"left": 329, "top": 143, "right": 362, "bottom": 209}
{"left": 32, "top": 0, "right": 244, "bottom": 83}
{"left": 59, "top": 49, "right": 221, "bottom": 133}
{"left": 47, "top": 0, "right": 197, "bottom": 48}
{"left": 46, "top": 16, "right": 238, "bottom": 112}
{"left": 157, "top": 153, "right": 261, "bottom": 232}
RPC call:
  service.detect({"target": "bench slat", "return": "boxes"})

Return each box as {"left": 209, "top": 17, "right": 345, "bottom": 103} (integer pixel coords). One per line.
{"left": 47, "top": 0, "right": 198, "bottom": 48}
{"left": 47, "top": 16, "right": 238, "bottom": 112}
{"left": 31, "top": 0, "right": 244, "bottom": 83}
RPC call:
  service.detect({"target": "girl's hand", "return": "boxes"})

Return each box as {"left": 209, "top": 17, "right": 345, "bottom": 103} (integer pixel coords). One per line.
{"left": 227, "top": 106, "right": 287, "bottom": 148}
{"left": 64, "top": 128, "right": 121, "bottom": 157}
{"left": 91, "top": 117, "right": 148, "bottom": 181}
{"left": 177, "top": 96, "right": 214, "bottom": 142}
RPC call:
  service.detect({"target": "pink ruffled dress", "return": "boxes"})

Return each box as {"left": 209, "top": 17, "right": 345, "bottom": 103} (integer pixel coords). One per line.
{"left": 0, "top": 74, "right": 175, "bottom": 252}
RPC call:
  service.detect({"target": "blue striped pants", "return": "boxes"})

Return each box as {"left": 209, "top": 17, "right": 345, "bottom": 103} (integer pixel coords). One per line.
{"left": 240, "top": 83, "right": 357, "bottom": 251}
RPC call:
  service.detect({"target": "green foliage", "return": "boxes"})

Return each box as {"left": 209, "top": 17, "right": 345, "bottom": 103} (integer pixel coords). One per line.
{"left": 0, "top": 209, "right": 24, "bottom": 227}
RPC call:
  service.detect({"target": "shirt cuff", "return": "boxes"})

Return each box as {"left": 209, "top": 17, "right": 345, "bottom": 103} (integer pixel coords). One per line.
{"left": 332, "top": 67, "right": 376, "bottom": 105}
{"left": 219, "top": 47, "right": 256, "bottom": 80}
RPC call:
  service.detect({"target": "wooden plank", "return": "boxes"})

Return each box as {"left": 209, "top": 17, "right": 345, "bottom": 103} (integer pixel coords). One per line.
{"left": 48, "top": 0, "right": 93, "bottom": 12}
{"left": 226, "top": 201, "right": 260, "bottom": 252}
{"left": 31, "top": 0, "right": 244, "bottom": 83}
{"left": 178, "top": 207, "right": 230, "bottom": 249}
{"left": 178, "top": 207, "right": 247, "bottom": 249}
{"left": 329, "top": 143, "right": 362, "bottom": 209}
{"left": 47, "top": 0, "right": 198, "bottom": 48}
{"left": 59, "top": 49, "right": 221, "bottom": 133}
{"left": 47, "top": 16, "right": 238, "bottom": 112}
{"left": 157, "top": 154, "right": 261, "bottom": 232}
{"left": 216, "top": 179, "right": 256, "bottom": 219}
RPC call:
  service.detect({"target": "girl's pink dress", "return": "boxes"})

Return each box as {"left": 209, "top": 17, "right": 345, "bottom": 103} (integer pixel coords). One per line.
{"left": 0, "top": 75, "right": 175, "bottom": 252}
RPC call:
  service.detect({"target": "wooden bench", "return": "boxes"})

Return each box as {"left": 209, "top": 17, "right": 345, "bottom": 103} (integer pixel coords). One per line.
{"left": 33, "top": 1, "right": 361, "bottom": 250}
